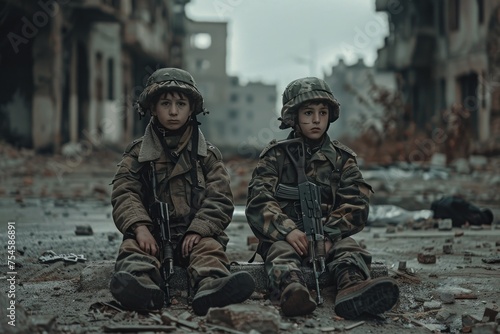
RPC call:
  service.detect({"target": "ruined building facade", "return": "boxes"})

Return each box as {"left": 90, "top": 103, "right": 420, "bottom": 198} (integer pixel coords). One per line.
{"left": 183, "top": 19, "right": 277, "bottom": 156}
{"left": 375, "top": 0, "right": 500, "bottom": 145}
{"left": 0, "top": 0, "right": 190, "bottom": 152}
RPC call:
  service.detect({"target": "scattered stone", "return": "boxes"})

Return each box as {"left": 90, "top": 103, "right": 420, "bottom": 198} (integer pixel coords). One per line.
{"left": 482, "top": 255, "right": 500, "bottom": 264}
{"left": 418, "top": 252, "right": 436, "bottom": 264}
{"left": 443, "top": 243, "right": 453, "bottom": 254}
{"left": 436, "top": 309, "right": 456, "bottom": 322}
{"left": 483, "top": 305, "right": 499, "bottom": 322}
{"left": 320, "top": 327, "right": 337, "bottom": 332}
{"left": 31, "top": 315, "right": 57, "bottom": 333}
{"left": 414, "top": 294, "right": 431, "bottom": 303}
{"left": 398, "top": 261, "right": 407, "bottom": 271}
{"left": 75, "top": 225, "right": 93, "bottom": 236}
{"left": 438, "top": 219, "right": 453, "bottom": 231}
{"left": 206, "top": 304, "right": 280, "bottom": 334}
{"left": 439, "top": 292, "right": 455, "bottom": 304}
{"left": 462, "top": 313, "right": 480, "bottom": 333}
{"left": 107, "top": 233, "right": 119, "bottom": 242}
{"left": 386, "top": 226, "right": 396, "bottom": 234}
{"left": 455, "top": 231, "right": 465, "bottom": 237}
{"left": 423, "top": 300, "right": 442, "bottom": 311}
{"left": 464, "top": 251, "right": 473, "bottom": 263}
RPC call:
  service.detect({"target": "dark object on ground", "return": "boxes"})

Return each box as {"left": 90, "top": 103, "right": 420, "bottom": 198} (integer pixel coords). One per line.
{"left": 75, "top": 225, "right": 94, "bottom": 235}
{"left": 431, "top": 196, "right": 493, "bottom": 227}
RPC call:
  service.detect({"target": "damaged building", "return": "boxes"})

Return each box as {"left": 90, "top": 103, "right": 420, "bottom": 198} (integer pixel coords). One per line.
{"left": 375, "top": 0, "right": 500, "bottom": 151}
{"left": 0, "top": 0, "right": 190, "bottom": 153}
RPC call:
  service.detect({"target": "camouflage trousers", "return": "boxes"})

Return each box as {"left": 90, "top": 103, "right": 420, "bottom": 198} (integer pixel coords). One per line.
{"left": 264, "top": 237, "right": 372, "bottom": 299}
{"left": 113, "top": 237, "right": 232, "bottom": 291}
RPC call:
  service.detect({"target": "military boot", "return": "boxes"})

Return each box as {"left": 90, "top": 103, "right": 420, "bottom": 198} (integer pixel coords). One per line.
{"left": 110, "top": 271, "right": 164, "bottom": 311}
{"left": 334, "top": 267, "right": 399, "bottom": 319}
{"left": 280, "top": 282, "right": 317, "bottom": 317}
{"left": 191, "top": 271, "right": 255, "bottom": 316}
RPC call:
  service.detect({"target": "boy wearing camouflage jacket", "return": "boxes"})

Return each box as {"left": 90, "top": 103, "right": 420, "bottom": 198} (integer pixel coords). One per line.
{"left": 246, "top": 77, "right": 399, "bottom": 319}
{"left": 110, "top": 68, "right": 255, "bottom": 316}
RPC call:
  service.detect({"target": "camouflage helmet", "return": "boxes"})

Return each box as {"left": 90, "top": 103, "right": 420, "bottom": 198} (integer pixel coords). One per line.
{"left": 279, "top": 77, "right": 340, "bottom": 129}
{"left": 136, "top": 68, "right": 206, "bottom": 117}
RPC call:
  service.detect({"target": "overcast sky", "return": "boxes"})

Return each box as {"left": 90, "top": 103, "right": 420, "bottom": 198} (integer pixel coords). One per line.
{"left": 185, "top": 0, "right": 390, "bottom": 94}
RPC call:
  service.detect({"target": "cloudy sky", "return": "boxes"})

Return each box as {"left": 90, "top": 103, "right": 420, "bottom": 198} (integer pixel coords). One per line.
{"left": 185, "top": 0, "right": 391, "bottom": 94}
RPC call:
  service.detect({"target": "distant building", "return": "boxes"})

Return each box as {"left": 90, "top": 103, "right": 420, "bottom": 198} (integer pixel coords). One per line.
{"left": 0, "top": 0, "right": 190, "bottom": 152}
{"left": 184, "top": 19, "right": 277, "bottom": 156}
{"left": 324, "top": 57, "right": 396, "bottom": 140}
{"left": 375, "top": 0, "right": 500, "bottom": 142}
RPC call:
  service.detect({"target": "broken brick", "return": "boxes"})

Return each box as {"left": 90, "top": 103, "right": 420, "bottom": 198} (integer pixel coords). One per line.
{"left": 418, "top": 252, "right": 436, "bottom": 264}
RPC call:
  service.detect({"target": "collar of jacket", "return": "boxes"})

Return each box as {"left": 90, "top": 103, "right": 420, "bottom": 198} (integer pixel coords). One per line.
{"left": 137, "top": 119, "right": 208, "bottom": 162}
{"left": 288, "top": 131, "right": 338, "bottom": 167}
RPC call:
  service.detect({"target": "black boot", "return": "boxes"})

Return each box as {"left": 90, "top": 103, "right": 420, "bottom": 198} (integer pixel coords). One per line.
{"left": 191, "top": 271, "right": 255, "bottom": 316}
{"left": 110, "top": 271, "right": 164, "bottom": 311}
{"left": 334, "top": 267, "right": 399, "bottom": 319}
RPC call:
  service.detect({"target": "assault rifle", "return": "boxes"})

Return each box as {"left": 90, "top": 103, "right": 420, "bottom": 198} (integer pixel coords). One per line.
{"left": 149, "top": 162, "right": 174, "bottom": 306}
{"left": 279, "top": 138, "right": 326, "bottom": 305}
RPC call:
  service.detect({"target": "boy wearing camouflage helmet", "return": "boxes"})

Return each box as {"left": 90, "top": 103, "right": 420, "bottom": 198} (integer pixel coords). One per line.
{"left": 109, "top": 68, "right": 255, "bottom": 316}
{"left": 246, "top": 77, "right": 399, "bottom": 319}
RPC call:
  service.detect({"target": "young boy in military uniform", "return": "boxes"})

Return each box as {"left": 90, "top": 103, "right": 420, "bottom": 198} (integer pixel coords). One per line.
{"left": 246, "top": 77, "right": 399, "bottom": 319}
{"left": 110, "top": 68, "right": 255, "bottom": 316}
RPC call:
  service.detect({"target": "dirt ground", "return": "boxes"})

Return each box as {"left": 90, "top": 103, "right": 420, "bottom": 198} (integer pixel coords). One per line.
{"left": 0, "top": 146, "right": 499, "bottom": 334}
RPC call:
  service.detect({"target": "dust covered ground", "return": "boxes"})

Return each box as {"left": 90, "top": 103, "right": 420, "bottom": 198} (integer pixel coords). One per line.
{"left": 0, "top": 144, "right": 499, "bottom": 334}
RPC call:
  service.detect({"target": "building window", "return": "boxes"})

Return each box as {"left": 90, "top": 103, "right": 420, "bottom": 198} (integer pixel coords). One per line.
{"left": 191, "top": 33, "right": 212, "bottom": 49}
{"left": 477, "top": 0, "right": 484, "bottom": 24}
{"left": 195, "top": 59, "right": 210, "bottom": 71}
{"left": 246, "top": 94, "right": 254, "bottom": 103}
{"left": 437, "top": 0, "right": 445, "bottom": 35}
{"left": 230, "top": 93, "right": 239, "bottom": 102}
{"left": 107, "top": 58, "right": 114, "bottom": 100}
{"left": 448, "top": 0, "right": 460, "bottom": 31}
{"left": 228, "top": 109, "right": 238, "bottom": 120}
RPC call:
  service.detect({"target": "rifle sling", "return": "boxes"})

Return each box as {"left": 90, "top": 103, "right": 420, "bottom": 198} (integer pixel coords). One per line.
{"left": 152, "top": 121, "right": 202, "bottom": 200}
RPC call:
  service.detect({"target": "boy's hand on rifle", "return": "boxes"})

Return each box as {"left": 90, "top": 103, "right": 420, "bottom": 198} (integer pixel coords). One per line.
{"left": 286, "top": 229, "right": 309, "bottom": 257}
{"left": 182, "top": 233, "right": 201, "bottom": 258}
{"left": 135, "top": 225, "right": 159, "bottom": 256}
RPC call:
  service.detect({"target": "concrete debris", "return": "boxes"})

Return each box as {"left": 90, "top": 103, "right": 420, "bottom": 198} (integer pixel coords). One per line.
{"left": 417, "top": 252, "right": 436, "bottom": 264}
{"left": 483, "top": 305, "right": 499, "bottom": 323}
{"left": 161, "top": 311, "right": 199, "bottom": 330}
{"left": 481, "top": 255, "right": 500, "bottom": 264}
{"left": 102, "top": 324, "right": 176, "bottom": 332}
{"left": 75, "top": 225, "right": 94, "bottom": 236}
{"left": 206, "top": 304, "right": 280, "bottom": 334}
{"left": 443, "top": 243, "right": 453, "bottom": 254}
{"left": 423, "top": 300, "right": 442, "bottom": 311}
{"left": 438, "top": 219, "right": 453, "bottom": 231}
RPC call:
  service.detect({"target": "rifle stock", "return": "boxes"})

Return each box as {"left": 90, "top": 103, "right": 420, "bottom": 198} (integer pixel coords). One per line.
{"left": 150, "top": 162, "right": 174, "bottom": 306}
{"left": 282, "top": 138, "right": 326, "bottom": 305}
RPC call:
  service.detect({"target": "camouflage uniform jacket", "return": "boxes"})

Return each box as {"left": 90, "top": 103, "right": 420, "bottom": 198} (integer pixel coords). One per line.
{"left": 111, "top": 120, "right": 234, "bottom": 247}
{"left": 246, "top": 133, "right": 372, "bottom": 252}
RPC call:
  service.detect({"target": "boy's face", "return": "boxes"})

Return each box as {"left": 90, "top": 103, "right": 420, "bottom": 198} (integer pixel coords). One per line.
{"left": 153, "top": 91, "right": 193, "bottom": 131}
{"left": 297, "top": 101, "right": 329, "bottom": 140}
